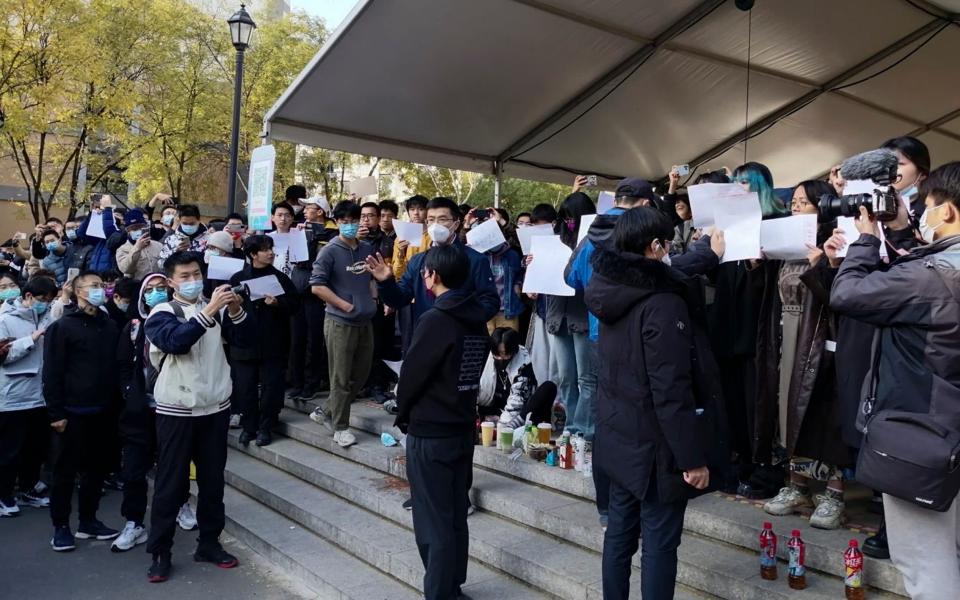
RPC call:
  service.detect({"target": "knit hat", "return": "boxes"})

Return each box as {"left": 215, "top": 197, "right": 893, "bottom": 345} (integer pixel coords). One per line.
{"left": 205, "top": 231, "right": 234, "bottom": 254}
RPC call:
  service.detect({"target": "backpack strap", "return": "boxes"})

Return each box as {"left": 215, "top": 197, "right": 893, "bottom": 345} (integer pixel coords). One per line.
{"left": 157, "top": 302, "right": 187, "bottom": 374}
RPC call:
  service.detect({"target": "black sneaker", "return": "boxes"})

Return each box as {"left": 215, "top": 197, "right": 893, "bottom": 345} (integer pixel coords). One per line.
{"left": 194, "top": 545, "right": 239, "bottom": 569}
{"left": 238, "top": 431, "right": 254, "bottom": 447}
{"left": 51, "top": 526, "right": 76, "bottom": 552}
{"left": 255, "top": 431, "right": 272, "bottom": 447}
{"left": 148, "top": 553, "right": 172, "bottom": 582}
{"left": 402, "top": 498, "right": 413, "bottom": 511}
{"left": 287, "top": 388, "right": 304, "bottom": 401}
{"left": 102, "top": 475, "right": 124, "bottom": 491}
{"left": 76, "top": 519, "right": 120, "bottom": 540}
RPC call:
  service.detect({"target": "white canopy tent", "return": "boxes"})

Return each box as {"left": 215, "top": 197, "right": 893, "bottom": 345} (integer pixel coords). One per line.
{"left": 264, "top": 0, "right": 960, "bottom": 194}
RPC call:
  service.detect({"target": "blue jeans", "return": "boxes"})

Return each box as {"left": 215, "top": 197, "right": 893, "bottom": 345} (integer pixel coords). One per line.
{"left": 550, "top": 331, "right": 597, "bottom": 439}
{"left": 602, "top": 477, "right": 688, "bottom": 600}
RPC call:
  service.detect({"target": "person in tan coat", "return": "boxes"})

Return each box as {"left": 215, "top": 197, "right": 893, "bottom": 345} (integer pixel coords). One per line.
{"left": 116, "top": 209, "right": 163, "bottom": 281}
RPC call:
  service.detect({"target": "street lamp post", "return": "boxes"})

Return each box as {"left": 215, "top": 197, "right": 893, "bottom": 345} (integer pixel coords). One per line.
{"left": 226, "top": 4, "right": 256, "bottom": 216}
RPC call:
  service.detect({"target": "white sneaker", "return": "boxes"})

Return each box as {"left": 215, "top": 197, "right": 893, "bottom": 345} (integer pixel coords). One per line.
{"left": 310, "top": 407, "right": 333, "bottom": 431}
{"left": 111, "top": 521, "right": 147, "bottom": 552}
{"left": 177, "top": 502, "right": 198, "bottom": 531}
{"left": 229, "top": 414, "right": 242, "bottom": 429}
{"left": 0, "top": 497, "right": 20, "bottom": 517}
{"left": 16, "top": 491, "right": 49, "bottom": 508}
{"left": 334, "top": 430, "right": 356, "bottom": 448}
{"left": 763, "top": 486, "right": 814, "bottom": 516}
{"left": 809, "top": 494, "right": 845, "bottom": 529}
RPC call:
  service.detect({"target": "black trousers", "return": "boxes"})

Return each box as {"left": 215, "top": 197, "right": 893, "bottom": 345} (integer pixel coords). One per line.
{"left": 366, "top": 302, "right": 399, "bottom": 391}
{"left": 234, "top": 358, "right": 287, "bottom": 435}
{"left": 289, "top": 294, "right": 327, "bottom": 391}
{"left": 602, "top": 476, "right": 687, "bottom": 600}
{"left": 120, "top": 411, "right": 156, "bottom": 525}
{"left": 406, "top": 432, "right": 474, "bottom": 600}
{"left": 0, "top": 407, "right": 49, "bottom": 500}
{"left": 147, "top": 410, "right": 228, "bottom": 556}
{"left": 49, "top": 411, "right": 114, "bottom": 528}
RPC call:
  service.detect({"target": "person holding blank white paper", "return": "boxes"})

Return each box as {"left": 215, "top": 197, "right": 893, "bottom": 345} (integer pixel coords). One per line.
{"left": 708, "top": 162, "right": 790, "bottom": 500}
{"left": 229, "top": 235, "right": 299, "bottom": 448}
{"left": 761, "top": 180, "right": 851, "bottom": 529}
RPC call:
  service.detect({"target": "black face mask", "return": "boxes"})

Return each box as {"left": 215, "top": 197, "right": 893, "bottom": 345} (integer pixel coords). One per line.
{"left": 494, "top": 358, "right": 511, "bottom": 370}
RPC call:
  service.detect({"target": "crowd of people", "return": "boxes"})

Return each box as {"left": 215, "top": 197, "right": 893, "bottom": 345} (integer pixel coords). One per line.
{"left": 1, "top": 134, "right": 958, "bottom": 599}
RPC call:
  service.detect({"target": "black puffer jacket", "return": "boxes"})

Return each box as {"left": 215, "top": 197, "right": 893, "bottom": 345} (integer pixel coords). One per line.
{"left": 587, "top": 247, "right": 721, "bottom": 503}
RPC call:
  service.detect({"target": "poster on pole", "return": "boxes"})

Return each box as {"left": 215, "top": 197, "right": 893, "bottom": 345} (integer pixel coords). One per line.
{"left": 247, "top": 144, "right": 276, "bottom": 232}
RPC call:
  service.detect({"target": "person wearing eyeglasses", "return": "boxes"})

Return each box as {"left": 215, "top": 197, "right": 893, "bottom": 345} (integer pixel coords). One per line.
{"left": 43, "top": 270, "right": 123, "bottom": 551}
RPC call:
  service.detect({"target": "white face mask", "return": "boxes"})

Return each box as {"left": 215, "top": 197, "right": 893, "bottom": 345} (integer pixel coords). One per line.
{"left": 427, "top": 223, "right": 452, "bottom": 245}
{"left": 653, "top": 241, "right": 672, "bottom": 266}
{"left": 919, "top": 203, "right": 946, "bottom": 244}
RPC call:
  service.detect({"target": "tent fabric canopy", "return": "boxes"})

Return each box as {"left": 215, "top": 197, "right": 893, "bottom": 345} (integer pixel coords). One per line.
{"left": 265, "top": 0, "right": 960, "bottom": 189}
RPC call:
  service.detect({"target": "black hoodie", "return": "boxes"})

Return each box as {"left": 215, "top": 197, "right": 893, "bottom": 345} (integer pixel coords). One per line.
{"left": 394, "top": 291, "right": 490, "bottom": 437}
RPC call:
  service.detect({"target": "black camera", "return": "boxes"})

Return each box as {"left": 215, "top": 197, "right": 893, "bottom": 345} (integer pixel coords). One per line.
{"left": 473, "top": 208, "right": 490, "bottom": 222}
{"left": 230, "top": 283, "right": 249, "bottom": 298}
{"left": 817, "top": 148, "right": 900, "bottom": 223}
{"left": 817, "top": 187, "right": 899, "bottom": 223}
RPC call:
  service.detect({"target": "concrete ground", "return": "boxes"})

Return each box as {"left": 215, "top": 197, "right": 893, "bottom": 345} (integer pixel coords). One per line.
{"left": 0, "top": 486, "right": 315, "bottom": 600}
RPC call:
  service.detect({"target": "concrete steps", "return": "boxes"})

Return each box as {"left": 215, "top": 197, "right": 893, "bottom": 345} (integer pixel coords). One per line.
{"left": 224, "top": 448, "right": 551, "bottom": 599}
{"left": 221, "top": 484, "right": 421, "bottom": 599}
{"left": 226, "top": 424, "right": 707, "bottom": 600}
{"left": 285, "top": 398, "right": 907, "bottom": 598}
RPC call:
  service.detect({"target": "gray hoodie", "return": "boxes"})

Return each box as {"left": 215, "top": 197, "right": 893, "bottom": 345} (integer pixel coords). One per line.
{"left": 309, "top": 237, "right": 376, "bottom": 325}
{"left": 0, "top": 298, "right": 55, "bottom": 411}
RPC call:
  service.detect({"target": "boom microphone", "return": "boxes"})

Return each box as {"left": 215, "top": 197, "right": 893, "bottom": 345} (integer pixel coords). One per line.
{"left": 839, "top": 149, "right": 899, "bottom": 186}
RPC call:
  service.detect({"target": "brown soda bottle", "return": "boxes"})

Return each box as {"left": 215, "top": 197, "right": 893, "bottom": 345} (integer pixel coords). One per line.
{"left": 759, "top": 522, "right": 778, "bottom": 580}
{"left": 844, "top": 539, "right": 865, "bottom": 600}
{"left": 787, "top": 529, "right": 806, "bottom": 590}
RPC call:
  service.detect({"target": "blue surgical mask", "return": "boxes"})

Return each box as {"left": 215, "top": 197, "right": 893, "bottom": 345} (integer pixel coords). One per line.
{"left": 66, "top": 229, "right": 77, "bottom": 241}
{"left": 32, "top": 301, "right": 49, "bottom": 315}
{"left": 0, "top": 288, "right": 20, "bottom": 302}
{"left": 901, "top": 184, "right": 918, "bottom": 200}
{"left": 177, "top": 280, "right": 204, "bottom": 301}
{"left": 181, "top": 224, "right": 199, "bottom": 236}
{"left": 46, "top": 242, "right": 59, "bottom": 252}
{"left": 145, "top": 288, "right": 168, "bottom": 308}
{"left": 162, "top": 214, "right": 174, "bottom": 226}
{"left": 339, "top": 223, "right": 359, "bottom": 239}
{"left": 129, "top": 229, "right": 143, "bottom": 242}
{"left": 86, "top": 288, "right": 106, "bottom": 307}
{"left": 115, "top": 301, "right": 129, "bottom": 313}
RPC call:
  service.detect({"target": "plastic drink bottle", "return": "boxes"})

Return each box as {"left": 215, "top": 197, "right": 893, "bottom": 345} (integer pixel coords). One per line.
{"left": 844, "top": 540, "right": 865, "bottom": 600}
{"left": 759, "top": 522, "right": 778, "bottom": 580}
{"left": 558, "top": 431, "right": 572, "bottom": 469}
{"left": 573, "top": 433, "right": 585, "bottom": 472}
{"left": 787, "top": 529, "right": 806, "bottom": 590}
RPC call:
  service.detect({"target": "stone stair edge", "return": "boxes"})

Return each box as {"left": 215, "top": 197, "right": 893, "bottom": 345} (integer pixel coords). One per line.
{"left": 276, "top": 404, "right": 906, "bottom": 597}
{"left": 229, "top": 428, "right": 892, "bottom": 600}
{"left": 218, "top": 484, "right": 422, "bottom": 599}
{"left": 224, "top": 446, "right": 563, "bottom": 599}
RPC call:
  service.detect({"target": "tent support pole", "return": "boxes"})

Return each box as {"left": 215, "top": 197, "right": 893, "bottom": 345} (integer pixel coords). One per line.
{"left": 493, "top": 161, "right": 503, "bottom": 208}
